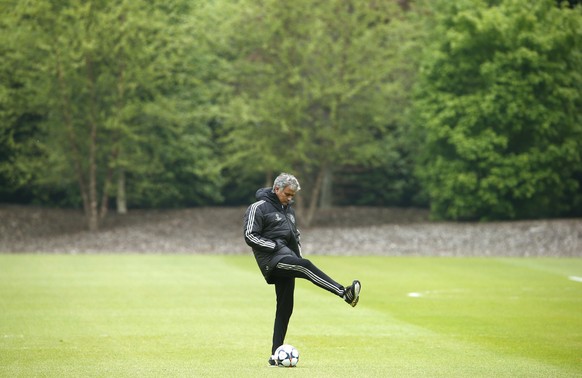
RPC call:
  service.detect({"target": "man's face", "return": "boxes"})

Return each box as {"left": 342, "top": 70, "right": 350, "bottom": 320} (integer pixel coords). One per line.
{"left": 275, "top": 186, "right": 296, "bottom": 206}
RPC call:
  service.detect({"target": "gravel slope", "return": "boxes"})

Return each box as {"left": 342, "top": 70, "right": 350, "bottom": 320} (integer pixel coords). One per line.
{"left": 1, "top": 205, "right": 580, "bottom": 256}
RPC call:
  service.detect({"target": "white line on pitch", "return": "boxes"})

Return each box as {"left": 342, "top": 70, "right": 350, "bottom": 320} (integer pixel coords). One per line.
{"left": 568, "top": 276, "right": 582, "bottom": 283}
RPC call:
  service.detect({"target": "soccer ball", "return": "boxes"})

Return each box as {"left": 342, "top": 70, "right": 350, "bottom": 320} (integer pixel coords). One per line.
{"left": 274, "top": 344, "right": 299, "bottom": 367}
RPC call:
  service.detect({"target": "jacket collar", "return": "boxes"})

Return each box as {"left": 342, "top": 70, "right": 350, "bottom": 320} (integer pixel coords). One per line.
{"left": 256, "top": 187, "right": 288, "bottom": 210}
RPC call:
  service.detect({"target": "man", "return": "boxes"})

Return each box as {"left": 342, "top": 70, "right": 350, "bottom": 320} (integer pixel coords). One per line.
{"left": 243, "top": 172, "right": 361, "bottom": 366}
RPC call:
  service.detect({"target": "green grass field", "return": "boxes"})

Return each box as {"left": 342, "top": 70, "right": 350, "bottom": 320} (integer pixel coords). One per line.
{"left": 1, "top": 254, "right": 581, "bottom": 377}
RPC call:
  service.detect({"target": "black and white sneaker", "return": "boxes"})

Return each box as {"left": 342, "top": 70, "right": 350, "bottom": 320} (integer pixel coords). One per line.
{"left": 268, "top": 356, "right": 278, "bottom": 367}
{"left": 343, "top": 280, "right": 361, "bottom": 307}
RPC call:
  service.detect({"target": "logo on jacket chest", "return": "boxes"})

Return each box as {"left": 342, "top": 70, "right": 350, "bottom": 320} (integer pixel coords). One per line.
{"left": 275, "top": 213, "right": 295, "bottom": 225}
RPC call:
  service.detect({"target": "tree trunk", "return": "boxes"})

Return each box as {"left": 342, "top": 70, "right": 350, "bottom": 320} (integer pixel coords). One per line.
{"left": 99, "top": 175, "right": 110, "bottom": 221}
{"left": 319, "top": 166, "right": 334, "bottom": 209}
{"left": 117, "top": 168, "right": 127, "bottom": 215}
{"left": 86, "top": 54, "right": 99, "bottom": 232}
{"left": 303, "top": 167, "right": 325, "bottom": 227}
{"left": 99, "top": 153, "right": 117, "bottom": 220}
{"left": 264, "top": 171, "right": 273, "bottom": 188}
{"left": 99, "top": 124, "right": 120, "bottom": 219}
{"left": 114, "top": 14, "right": 126, "bottom": 216}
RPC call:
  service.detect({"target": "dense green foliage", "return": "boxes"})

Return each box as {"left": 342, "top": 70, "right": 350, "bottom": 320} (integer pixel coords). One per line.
{"left": 1, "top": 255, "right": 581, "bottom": 376}
{"left": 415, "top": 0, "right": 582, "bottom": 220}
{"left": 1, "top": 0, "right": 581, "bottom": 226}
{"left": 212, "top": 1, "right": 422, "bottom": 212}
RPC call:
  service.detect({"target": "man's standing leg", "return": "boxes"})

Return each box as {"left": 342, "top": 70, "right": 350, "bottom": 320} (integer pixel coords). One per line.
{"left": 272, "top": 277, "right": 295, "bottom": 355}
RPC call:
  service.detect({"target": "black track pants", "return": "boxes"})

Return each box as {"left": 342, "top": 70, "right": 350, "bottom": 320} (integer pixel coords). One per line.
{"left": 270, "top": 256, "right": 344, "bottom": 354}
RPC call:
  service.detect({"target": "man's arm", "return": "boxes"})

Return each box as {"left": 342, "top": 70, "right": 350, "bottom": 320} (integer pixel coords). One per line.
{"left": 243, "top": 201, "right": 279, "bottom": 252}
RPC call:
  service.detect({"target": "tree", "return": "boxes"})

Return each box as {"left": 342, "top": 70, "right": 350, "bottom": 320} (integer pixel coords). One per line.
{"left": 212, "top": 0, "right": 422, "bottom": 224}
{"left": 0, "top": 2, "right": 51, "bottom": 204}
{"left": 414, "top": 0, "right": 582, "bottom": 220}
{"left": 4, "top": 0, "right": 222, "bottom": 230}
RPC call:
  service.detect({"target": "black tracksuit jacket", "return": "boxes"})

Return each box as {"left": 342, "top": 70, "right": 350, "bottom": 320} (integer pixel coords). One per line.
{"left": 243, "top": 187, "right": 301, "bottom": 283}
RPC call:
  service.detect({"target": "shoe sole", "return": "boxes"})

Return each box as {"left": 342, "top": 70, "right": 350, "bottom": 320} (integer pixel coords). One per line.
{"left": 350, "top": 280, "right": 361, "bottom": 307}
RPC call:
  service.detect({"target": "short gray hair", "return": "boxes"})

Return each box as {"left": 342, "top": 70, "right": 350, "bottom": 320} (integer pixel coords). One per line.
{"left": 273, "top": 172, "right": 301, "bottom": 192}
